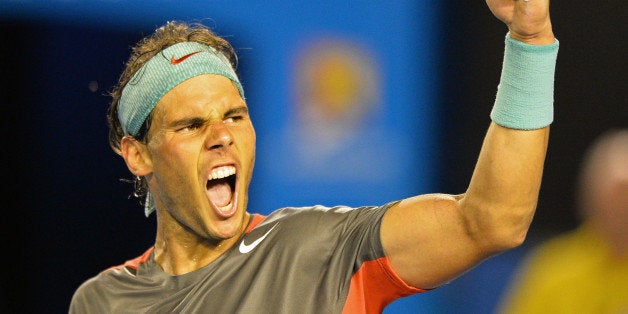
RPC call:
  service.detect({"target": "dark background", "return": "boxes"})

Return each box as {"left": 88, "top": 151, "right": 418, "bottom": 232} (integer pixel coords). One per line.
{"left": 1, "top": 2, "right": 625, "bottom": 313}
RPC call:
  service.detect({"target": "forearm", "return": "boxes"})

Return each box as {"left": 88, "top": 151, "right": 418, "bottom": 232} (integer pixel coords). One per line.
{"left": 460, "top": 33, "right": 558, "bottom": 252}
{"left": 381, "top": 1, "right": 560, "bottom": 290}
{"left": 460, "top": 123, "right": 549, "bottom": 252}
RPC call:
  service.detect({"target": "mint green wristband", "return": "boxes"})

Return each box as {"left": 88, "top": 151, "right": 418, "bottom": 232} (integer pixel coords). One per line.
{"left": 491, "top": 33, "right": 559, "bottom": 130}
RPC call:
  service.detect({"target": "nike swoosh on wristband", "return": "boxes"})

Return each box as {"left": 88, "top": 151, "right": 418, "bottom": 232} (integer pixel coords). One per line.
{"left": 170, "top": 51, "right": 202, "bottom": 65}
{"left": 238, "top": 224, "right": 278, "bottom": 254}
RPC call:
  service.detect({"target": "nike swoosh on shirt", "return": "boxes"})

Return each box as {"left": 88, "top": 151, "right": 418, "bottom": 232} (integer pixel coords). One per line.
{"left": 170, "top": 51, "right": 202, "bottom": 65}
{"left": 238, "top": 224, "right": 278, "bottom": 254}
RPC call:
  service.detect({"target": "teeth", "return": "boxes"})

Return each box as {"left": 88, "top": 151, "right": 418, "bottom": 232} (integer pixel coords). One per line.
{"left": 209, "top": 166, "right": 236, "bottom": 180}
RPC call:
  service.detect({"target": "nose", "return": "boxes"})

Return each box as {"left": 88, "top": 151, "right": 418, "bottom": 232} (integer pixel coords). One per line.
{"left": 205, "top": 123, "right": 234, "bottom": 151}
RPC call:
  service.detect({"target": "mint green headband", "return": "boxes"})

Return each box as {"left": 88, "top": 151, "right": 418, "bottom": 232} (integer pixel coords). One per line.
{"left": 118, "top": 42, "right": 245, "bottom": 136}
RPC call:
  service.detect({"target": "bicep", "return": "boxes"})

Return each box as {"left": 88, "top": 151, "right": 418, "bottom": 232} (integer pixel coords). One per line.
{"left": 380, "top": 193, "right": 491, "bottom": 289}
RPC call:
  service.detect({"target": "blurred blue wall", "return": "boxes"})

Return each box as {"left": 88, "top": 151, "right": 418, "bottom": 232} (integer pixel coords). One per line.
{"left": 0, "top": 1, "right": 518, "bottom": 313}
{"left": 3, "top": 1, "right": 625, "bottom": 314}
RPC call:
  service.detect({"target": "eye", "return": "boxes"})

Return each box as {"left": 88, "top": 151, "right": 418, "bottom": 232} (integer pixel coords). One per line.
{"left": 179, "top": 122, "right": 203, "bottom": 132}
{"left": 224, "top": 115, "right": 244, "bottom": 124}
{"left": 223, "top": 107, "right": 249, "bottom": 125}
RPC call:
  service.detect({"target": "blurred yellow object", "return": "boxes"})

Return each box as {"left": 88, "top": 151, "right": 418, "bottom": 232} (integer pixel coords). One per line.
{"left": 498, "top": 223, "right": 628, "bottom": 314}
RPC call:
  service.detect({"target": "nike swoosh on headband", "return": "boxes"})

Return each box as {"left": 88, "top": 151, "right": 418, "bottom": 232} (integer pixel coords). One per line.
{"left": 118, "top": 42, "right": 244, "bottom": 137}
{"left": 239, "top": 224, "right": 278, "bottom": 254}
{"left": 171, "top": 51, "right": 202, "bottom": 65}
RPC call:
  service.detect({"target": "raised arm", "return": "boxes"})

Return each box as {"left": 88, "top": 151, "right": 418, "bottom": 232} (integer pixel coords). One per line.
{"left": 381, "top": 0, "right": 557, "bottom": 289}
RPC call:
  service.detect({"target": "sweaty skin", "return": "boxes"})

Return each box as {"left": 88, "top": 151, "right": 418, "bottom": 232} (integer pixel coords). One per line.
{"left": 381, "top": 0, "right": 555, "bottom": 289}
{"left": 121, "top": 74, "right": 256, "bottom": 275}
{"left": 119, "top": 0, "right": 556, "bottom": 291}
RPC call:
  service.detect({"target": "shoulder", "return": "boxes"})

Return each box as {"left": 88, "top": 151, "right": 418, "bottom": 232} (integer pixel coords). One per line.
{"left": 248, "top": 202, "right": 397, "bottom": 249}
{"left": 70, "top": 247, "right": 154, "bottom": 311}
{"left": 69, "top": 269, "right": 113, "bottom": 312}
{"left": 260, "top": 201, "right": 397, "bottom": 226}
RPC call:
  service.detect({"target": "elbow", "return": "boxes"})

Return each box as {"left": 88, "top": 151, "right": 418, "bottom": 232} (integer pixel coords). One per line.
{"left": 469, "top": 225, "right": 527, "bottom": 258}
{"left": 478, "top": 219, "right": 531, "bottom": 255}
{"left": 495, "top": 225, "right": 529, "bottom": 250}
{"left": 487, "top": 210, "right": 534, "bottom": 253}
{"left": 460, "top": 195, "right": 536, "bottom": 255}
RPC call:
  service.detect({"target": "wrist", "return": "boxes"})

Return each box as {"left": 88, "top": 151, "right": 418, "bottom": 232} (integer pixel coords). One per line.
{"left": 490, "top": 33, "right": 559, "bottom": 130}
{"left": 508, "top": 24, "right": 555, "bottom": 45}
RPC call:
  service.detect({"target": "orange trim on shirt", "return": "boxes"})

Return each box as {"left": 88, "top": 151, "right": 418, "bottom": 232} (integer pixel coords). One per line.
{"left": 245, "top": 213, "right": 267, "bottom": 233}
{"left": 106, "top": 247, "right": 154, "bottom": 272}
{"left": 105, "top": 214, "right": 266, "bottom": 273}
{"left": 342, "top": 256, "right": 426, "bottom": 314}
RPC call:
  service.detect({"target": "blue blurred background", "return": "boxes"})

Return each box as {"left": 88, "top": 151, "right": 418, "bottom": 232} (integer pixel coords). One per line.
{"left": 1, "top": 1, "right": 625, "bottom": 313}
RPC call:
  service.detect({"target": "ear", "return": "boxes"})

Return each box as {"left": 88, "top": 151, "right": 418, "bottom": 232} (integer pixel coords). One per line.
{"left": 120, "top": 136, "right": 153, "bottom": 176}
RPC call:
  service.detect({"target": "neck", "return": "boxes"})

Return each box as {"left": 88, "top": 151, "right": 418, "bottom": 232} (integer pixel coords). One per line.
{"left": 152, "top": 211, "right": 250, "bottom": 275}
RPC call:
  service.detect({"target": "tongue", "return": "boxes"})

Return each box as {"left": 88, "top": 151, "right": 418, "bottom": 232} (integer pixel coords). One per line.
{"left": 207, "top": 181, "right": 232, "bottom": 207}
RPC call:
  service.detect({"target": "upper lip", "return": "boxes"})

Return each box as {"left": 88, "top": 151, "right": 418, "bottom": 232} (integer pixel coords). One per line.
{"left": 208, "top": 165, "right": 236, "bottom": 180}
{"left": 206, "top": 162, "right": 238, "bottom": 182}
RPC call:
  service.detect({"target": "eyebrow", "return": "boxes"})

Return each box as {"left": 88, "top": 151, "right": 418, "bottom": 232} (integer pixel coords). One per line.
{"left": 169, "top": 117, "right": 205, "bottom": 129}
{"left": 169, "top": 106, "right": 249, "bottom": 128}
{"left": 225, "top": 106, "right": 249, "bottom": 117}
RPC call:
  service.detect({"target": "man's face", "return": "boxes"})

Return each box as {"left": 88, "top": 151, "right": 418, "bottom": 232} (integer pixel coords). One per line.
{"left": 145, "top": 74, "right": 256, "bottom": 241}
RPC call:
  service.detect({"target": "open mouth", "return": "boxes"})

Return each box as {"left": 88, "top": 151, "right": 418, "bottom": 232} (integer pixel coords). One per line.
{"left": 206, "top": 165, "right": 237, "bottom": 215}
